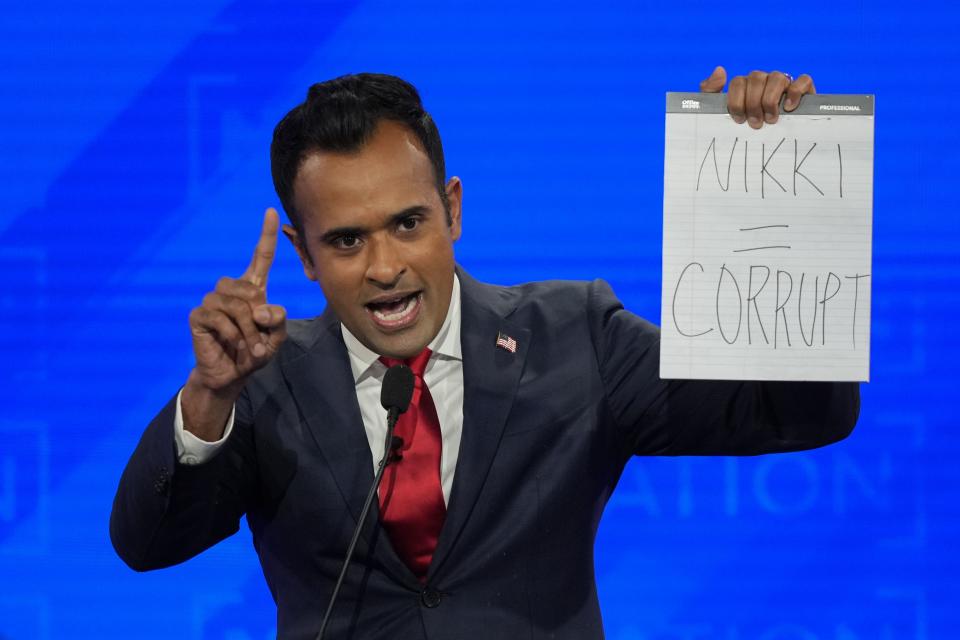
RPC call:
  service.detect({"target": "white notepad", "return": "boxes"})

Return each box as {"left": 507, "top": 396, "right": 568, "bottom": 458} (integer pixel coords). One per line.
{"left": 660, "top": 93, "right": 874, "bottom": 381}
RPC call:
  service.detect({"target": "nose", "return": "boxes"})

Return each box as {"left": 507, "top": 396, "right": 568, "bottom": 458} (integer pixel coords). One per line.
{"left": 365, "top": 235, "right": 405, "bottom": 288}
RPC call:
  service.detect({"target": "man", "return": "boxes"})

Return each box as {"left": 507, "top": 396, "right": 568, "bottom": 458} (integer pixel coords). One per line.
{"left": 111, "top": 68, "right": 858, "bottom": 639}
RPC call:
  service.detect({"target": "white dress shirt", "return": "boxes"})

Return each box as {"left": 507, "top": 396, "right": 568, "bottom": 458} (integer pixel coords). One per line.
{"left": 174, "top": 275, "right": 464, "bottom": 505}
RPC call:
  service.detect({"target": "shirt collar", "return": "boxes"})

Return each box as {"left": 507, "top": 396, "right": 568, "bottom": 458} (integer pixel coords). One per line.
{"left": 341, "top": 273, "right": 462, "bottom": 384}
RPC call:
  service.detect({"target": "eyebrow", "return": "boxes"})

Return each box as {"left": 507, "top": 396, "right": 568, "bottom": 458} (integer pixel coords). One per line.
{"left": 318, "top": 205, "right": 432, "bottom": 244}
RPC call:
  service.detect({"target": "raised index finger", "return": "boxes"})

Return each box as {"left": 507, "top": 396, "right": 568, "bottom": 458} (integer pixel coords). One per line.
{"left": 243, "top": 207, "right": 280, "bottom": 289}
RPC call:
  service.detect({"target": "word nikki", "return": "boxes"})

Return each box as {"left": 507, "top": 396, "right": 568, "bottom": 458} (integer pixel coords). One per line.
{"left": 695, "top": 137, "right": 846, "bottom": 199}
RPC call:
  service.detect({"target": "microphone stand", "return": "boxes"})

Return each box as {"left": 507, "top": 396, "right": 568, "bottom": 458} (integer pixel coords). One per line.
{"left": 315, "top": 407, "right": 402, "bottom": 640}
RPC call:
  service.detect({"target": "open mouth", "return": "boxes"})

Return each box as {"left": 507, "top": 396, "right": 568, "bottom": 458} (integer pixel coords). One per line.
{"left": 365, "top": 292, "right": 423, "bottom": 330}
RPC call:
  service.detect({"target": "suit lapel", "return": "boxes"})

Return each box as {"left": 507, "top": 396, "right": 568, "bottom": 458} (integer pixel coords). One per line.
{"left": 429, "top": 269, "right": 530, "bottom": 578}
{"left": 278, "top": 312, "right": 417, "bottom": 586}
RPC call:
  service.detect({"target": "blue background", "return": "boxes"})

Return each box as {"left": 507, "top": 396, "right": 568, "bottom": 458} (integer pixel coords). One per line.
{"left": 2, "top": 1, "right": 957, "bottom": 638}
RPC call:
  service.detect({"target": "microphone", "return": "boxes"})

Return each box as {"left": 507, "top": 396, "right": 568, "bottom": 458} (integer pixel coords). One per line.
{"left": 316, "top": 364, "right": 414, "bottom": 640}
{"left": 381, "top": 364, "right": 415, "bottom": 421}
{"left": 381, "top": 365, "right": 413, "bottom": 463}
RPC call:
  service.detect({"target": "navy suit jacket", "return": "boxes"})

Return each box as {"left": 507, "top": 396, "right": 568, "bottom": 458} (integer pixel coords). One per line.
{"left": 110, "top": 268, "right": 859, "bottom": 639}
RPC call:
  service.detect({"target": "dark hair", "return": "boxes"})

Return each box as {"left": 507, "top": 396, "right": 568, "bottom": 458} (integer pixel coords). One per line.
{"left": 270, "top": 73, "right": 448, "bottom": 233}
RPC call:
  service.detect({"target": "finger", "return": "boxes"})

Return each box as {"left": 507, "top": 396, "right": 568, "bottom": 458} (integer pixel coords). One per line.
{"left": 699, "top": 65, "right": 727, "bottom": 93}
{"left": 784, "top": 74, "right": 816, "bottom": 112}
{"left": 243, "top": 207, "right": 280, "bottom": 289}
{"left": 761, "top": 71, "right": 792, "bottom": 124}
{"left": 253, "top": 304, "right": 287, "bottom": 360}
{"left": 253, "top": 304, "right": 287, "bottom": 330}
{"left": 744, "top": 70, "right": 768, "bottom": 129}
{"left": 190, "top": 306, "right": 242, "bottom": 345}
{"left": 203, "top": 291, "right": 264, "bottom": 356}
{"left": 727, "top": 75, "right": 747, "bottom": 124}
{"left": 215, "top": 276, "right": 264, "bottom": 304}
{"left": 261, "top": 310, "right": 288, "bottom": 356}
{"left": 190, "top": 307, "right": 242, "bottom": 363}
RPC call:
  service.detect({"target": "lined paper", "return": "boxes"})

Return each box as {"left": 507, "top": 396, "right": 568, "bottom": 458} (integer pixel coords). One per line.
{"left": 660, "top": 93, "right": 874, "bottom": 381}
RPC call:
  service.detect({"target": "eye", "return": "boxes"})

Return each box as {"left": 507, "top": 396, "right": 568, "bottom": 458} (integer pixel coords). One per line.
{"left": 398, "top": 215, "right": 420, "bottom": 232}
{"left": 333, "top": 234, "right": 362, "bottom": 250}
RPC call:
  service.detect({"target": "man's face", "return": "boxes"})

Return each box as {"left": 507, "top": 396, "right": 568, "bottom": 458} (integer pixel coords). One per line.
{"left": 284, "top": 120, "right": 462, "bottom": 359}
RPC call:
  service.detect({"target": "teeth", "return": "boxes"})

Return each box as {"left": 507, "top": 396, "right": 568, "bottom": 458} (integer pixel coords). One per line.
{"left": 372, "top": 294, "right": 418, "bottom": 322}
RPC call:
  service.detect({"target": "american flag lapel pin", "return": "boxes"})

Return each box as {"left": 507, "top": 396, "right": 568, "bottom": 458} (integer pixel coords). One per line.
{"left": 495, "top": 331, "right": 518, "bottom": 353}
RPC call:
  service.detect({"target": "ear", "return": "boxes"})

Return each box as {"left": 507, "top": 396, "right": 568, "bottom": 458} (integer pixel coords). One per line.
{"left": 445, "top": 176, "right": 463, "bottom": 242}
{"left": 282, "top": 223, "right": 318, "bottom": 282}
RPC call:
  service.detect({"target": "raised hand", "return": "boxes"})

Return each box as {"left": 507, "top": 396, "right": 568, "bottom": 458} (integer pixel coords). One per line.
{"left": 182, "top": 208, "right": 288, "bottom": 440}
{"left": 700, "top": 65, "right": 816, "bottom": 128}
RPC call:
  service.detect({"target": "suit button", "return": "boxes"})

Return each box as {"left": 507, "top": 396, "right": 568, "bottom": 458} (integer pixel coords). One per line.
{"left": 421, "top": 588, "right": 441, "bottom": 608}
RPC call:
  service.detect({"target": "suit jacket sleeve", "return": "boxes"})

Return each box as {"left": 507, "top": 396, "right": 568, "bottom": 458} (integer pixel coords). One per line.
{"left": 109, "top": 387, "right": 258, "bottom": 571}
{"left": 586, "top": 279, "right": 860, "bottom": 456}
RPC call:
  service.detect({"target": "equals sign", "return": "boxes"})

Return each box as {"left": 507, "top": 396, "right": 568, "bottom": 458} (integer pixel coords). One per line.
{"left": 734, "top": 224, "right": 790, "bottom": 253}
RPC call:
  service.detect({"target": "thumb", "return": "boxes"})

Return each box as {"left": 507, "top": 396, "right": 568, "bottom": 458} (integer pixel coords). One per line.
{"left": 699, "top": 65, "right": 727, "bottom": 93}
{"left": 253, "top": 304, "right": 287, "bottom": 358}
{"left": 254, "top": 304, "right": 287, "bottom": 330}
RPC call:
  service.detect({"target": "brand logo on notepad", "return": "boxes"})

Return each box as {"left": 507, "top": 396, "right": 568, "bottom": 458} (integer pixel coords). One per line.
{"left": 681, "top": 99, "right": 701, "bottom": 110}
{"left": 819, "top": 104, "right": 861, "bottom": 112}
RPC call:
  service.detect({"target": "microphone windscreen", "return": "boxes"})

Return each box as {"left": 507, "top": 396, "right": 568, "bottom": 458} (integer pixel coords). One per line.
{"left": 381, "top": 364, "right": 415, "bottom": 413}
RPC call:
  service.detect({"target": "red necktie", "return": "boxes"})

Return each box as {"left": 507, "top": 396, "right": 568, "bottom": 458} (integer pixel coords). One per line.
{"left": 377, "top": 348, "right": 446, "bottom": 581}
